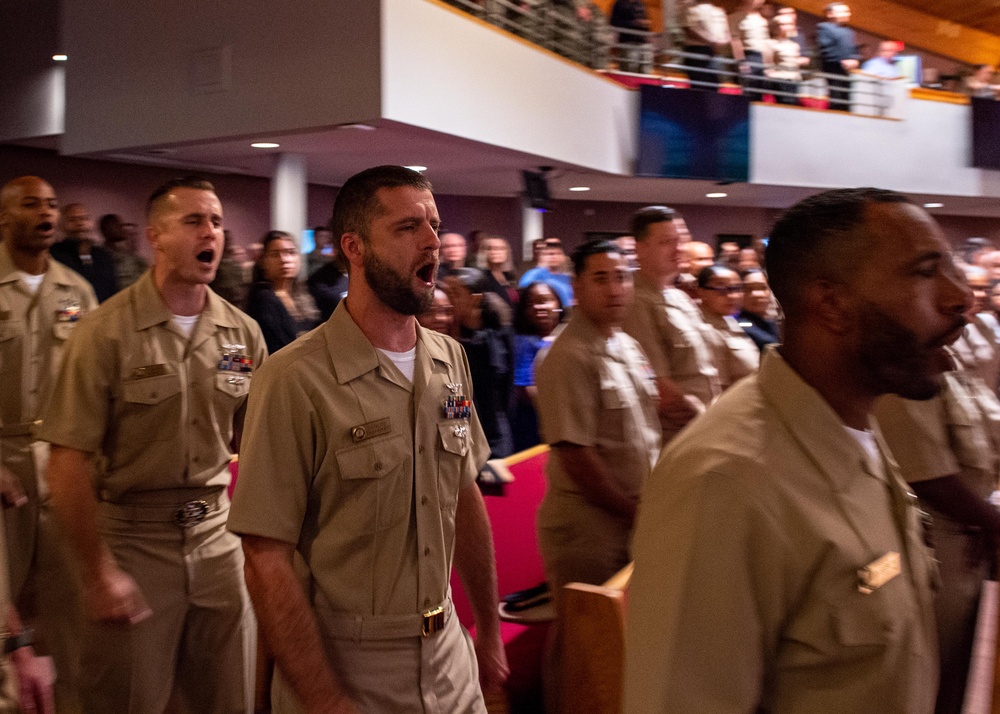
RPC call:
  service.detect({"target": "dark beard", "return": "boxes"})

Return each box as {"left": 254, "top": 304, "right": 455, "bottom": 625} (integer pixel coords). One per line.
{"left": 856, "top": 303, "right": 943, "bottom": 401}
{"left": 363, "top": 246, "right": 432, "bottom": 316}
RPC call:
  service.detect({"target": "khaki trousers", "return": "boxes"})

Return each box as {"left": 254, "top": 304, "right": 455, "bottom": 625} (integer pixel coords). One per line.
{"left": 81, "top": 498, "right": 255, "bottom": 714}
{"left": 272, "top": 604, "right": 484, "bottom": 714}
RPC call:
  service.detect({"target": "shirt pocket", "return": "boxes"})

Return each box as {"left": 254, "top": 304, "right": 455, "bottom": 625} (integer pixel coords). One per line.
{"left": 437, "top": 420, "right": 470, "bottom": 509}
{"left": 52, "top": 322, "right": 76, "bottom": 342}
{"left": 831, "top": 587, "right": 902, "bottom": 651}
{"left": 214, "top": 371, "right": 251, "bottom": 400}
{"left": 335, "top": 434, "right": 411, "bottom": 534}
{"left": 119, "top": 373, "right": 183, "bottom": 443}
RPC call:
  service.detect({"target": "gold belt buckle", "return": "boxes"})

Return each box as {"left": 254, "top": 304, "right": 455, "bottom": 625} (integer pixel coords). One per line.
{"left": 421, "top": 606, "right": 445, "bottom": 637}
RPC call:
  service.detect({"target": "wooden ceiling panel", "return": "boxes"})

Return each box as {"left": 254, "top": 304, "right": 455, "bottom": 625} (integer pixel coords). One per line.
{"left": 890, "top": 0, "right": 1000, "bottom": 36}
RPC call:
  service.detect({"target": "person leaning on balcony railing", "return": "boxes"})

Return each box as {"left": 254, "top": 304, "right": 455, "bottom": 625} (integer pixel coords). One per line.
{"left": 816, "top": 2, "right": 860, "bottom": 111}
{"left": 767, "top": 13, "right": 807, "bottom": 105}
{"left": 681, "top": 0, "right": 733, "bottom": 89}
{"left": 729, "top": 0, "right": 773, "bottom": 102}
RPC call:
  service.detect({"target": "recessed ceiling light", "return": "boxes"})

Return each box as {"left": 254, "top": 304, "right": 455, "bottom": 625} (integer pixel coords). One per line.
{"left": 337, "top": 123, "right": 376, "bottom": 131}
{"left": 568, "top": 186, "right": 590, "bottom": 192}
{"left": 52, "top": 54, "right": 68, "bottom": 62}
{"left": 250, "top": 142, "right": 280, "bottom": 149}
{"left": 706, "top": 192, "right": 728, "bottom": 198}
{"left": 404, "top": 165, "right": 427, "bottom": 172}
{"left": 923, "top": 202, "right": 944, "bottom": 208}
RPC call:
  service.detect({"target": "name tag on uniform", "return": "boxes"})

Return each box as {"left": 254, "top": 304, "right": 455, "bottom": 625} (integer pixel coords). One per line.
{"left": 131, "top": 364, "right": 168, "bottom": 380}
{"left": 857, "top": 551, "right": 901, "bottom": 594}
{"left": 351, "top": 417, "right": 392, "bottom": 443}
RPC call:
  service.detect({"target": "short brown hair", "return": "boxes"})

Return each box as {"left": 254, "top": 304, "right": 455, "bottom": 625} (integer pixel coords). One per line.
{"left": 147, "top": 176, "right": 216, "bottom": 219}
{"left": 630, "top": 205, "right": 676, "bottom": 242}
{"left": 331, "top": 165, "right": 432, "bottom": 242}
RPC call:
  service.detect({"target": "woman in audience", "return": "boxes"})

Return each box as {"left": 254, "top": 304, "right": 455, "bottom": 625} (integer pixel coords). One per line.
{"left": 246, "top": 230, "right": 321, "bottom": 354}
{"left": 737, "top": 268, "right": 780, "bottom": 351}
{"left": 417, "top": 283, "right": 458, "bottom": 339}
{"left": 512, "top": 281, "right": 565, "bottom": 451}
{"left": 697, "top": 265, "right": 760, "bottom": 390}
{"left": 476, "top": 235, "right": 520, "bottom": 309}
{"left": 767, "top": 14, "right": 807, "bottom": 104}
{"left": 445, "top": 268, "right": 516, "bottom": 458}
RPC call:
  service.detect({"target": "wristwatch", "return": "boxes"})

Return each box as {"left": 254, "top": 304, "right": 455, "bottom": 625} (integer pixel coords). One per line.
{"left": 3, "top": 627, "right": 33, "bottom": 654}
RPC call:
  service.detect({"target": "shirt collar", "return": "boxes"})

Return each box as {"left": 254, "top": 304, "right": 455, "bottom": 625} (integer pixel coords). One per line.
{"left": 757, "top": 347, "right": 879, "bottom": 492}
{"left": 131, "top": 270, "right": 238, "bottom": 331}
{"left": 0, "top": 243, "right": 80, "bottom": 289}
{"left": 325, "top": 301, "right": 455, "bottom": 385}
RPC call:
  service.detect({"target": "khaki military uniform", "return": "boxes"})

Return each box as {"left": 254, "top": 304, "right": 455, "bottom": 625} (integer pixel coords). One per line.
{"left": 625, "top": 349, "right": 939, "bottom": 714}
{"left": 535, "top": 314, "right": 660, "bottom": 591}
{"left": 876, "top": 358, "right": 1000, "bottom": 714}
{"left": 952, "top": 323, "right": 1000, "bottom": 391}
{"left": 227, "top": 302, "right": 490, "bottom": 714}
{"left": 698, "top": 309, "right": 760, "bottom": 391}
{"left": 37, "top": 271, "right": 265, "bottom": 714}
{"left": 0, "top": 241, "right": 97, "bottom": 710}
{"left": 623, "top": 275, "right": 720, "bottom": 439}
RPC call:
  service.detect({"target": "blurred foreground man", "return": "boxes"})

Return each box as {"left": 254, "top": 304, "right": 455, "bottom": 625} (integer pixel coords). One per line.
{"left": 229, "top": 166, "right": 507, "bottom": 713}
{"left": 0, "top": 176, "right": 97, "bottom": 711}
{"left": 41, "top": 177, "right": 265, "bottom": 713}
{"left": 626, "top": 188, "right": 964, "bottom": 713}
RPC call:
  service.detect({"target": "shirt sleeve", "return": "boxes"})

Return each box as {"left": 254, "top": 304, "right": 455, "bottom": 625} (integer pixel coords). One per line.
{"left": 227, "top": 358, "right": 316, "bottom": 544}
{"left": 535, "top": 341, "right": 598, "bottom": 447}
{"left": 37, "top": 315, "right": 114, "bottom": 453}
{"left": 874, "top": 394, "right": 958, "bottom": 483}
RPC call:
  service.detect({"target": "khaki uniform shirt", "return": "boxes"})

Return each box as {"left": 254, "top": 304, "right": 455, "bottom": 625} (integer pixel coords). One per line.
{"left": 228, "top": 302, "right": 489, "bottom": 619}
{"left": 952, "top": 323, "right": 999, "bottom": 392}
{"left": 625, "top": 349, "right": 938, "bottom": 714}
{"left": 877, "top": 362, "right": 1000, "bottom": 529}
{"left": 623, "top": 275, "right": 720, "bottom": 417}
{"left": 37, "top": 271, "right": 265, "bottom": 500}
{"left": 698, "top": 309, "right": 760, "bottom": 390}
{"left": 729, "top": 10, "right": 770, "bottom": 54}
{"left": 536, "top": 314, "right": 660, "bottom": 527}
{"left": 0, "top": 242, "right": 97, "bottom": 437}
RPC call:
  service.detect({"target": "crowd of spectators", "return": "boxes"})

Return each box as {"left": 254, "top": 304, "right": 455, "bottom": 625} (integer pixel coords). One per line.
{"left": 445, "top": 0, "right": 998, "bottom": 109}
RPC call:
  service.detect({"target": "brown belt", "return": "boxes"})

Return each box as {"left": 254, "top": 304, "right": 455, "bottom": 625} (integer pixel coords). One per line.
{"left": 98, "top": 488, "right": 228, "bottom": 528}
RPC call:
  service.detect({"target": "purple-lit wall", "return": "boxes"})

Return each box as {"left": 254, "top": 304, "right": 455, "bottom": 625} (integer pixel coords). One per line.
{"left": 3, "top": 146, "right": 997, "bottom": 264}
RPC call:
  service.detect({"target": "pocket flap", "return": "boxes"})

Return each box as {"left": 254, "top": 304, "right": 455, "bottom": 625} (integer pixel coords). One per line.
{"left": 122, "top": 373, "right": 182, "bottom": 405}
{"left": 336, "top": 434, "right": 407, "bottom": 480}
{"left": 437, "top": 421, "right": 469, "bottom": 457}
{"left": 215, "top": 371, "right": 250, "bottom": 398}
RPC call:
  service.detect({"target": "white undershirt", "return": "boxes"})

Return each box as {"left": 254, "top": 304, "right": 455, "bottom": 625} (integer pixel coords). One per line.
{"left": 17, "top": 271, "right": 44, "bottom": 295}
{"left": 171, "top": 314, "right": 200, "bottom": 339}
{"left": 378, "top": 347, "right": 416, "bottom": 382}
{"left": 844, "top": 426, "right": 885, "bottom": 478}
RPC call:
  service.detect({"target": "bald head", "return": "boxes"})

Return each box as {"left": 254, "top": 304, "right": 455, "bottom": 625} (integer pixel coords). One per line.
{"left": 0, "top": 176, "right": 59, "bottom": 253}
{"left": 685, "top": 241, "right": 715, "bottom": 275}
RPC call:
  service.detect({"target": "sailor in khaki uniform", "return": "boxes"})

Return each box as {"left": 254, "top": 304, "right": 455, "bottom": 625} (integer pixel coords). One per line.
{"left": 877, "top": 352, "right": 1000, "bottom": 713}
{"left": 535, "top": 239, "right": 660, "bottom": 592}
{"left": 0, "top": 176, "right": 96, "bottom": 710}
{"left": 626, "top": 189, "right": 964, "bottom": 713}
{"left": 229, "top": 166, "right": 507, "bottom": 714}
{"left": 622, "top": 206, "right": 720, "bottom": 440}
{"left": 695, "top": 264, "right": 760, "bottom": 390}
{"left": 39, "top": 177, "right": 265, "bottom": 713}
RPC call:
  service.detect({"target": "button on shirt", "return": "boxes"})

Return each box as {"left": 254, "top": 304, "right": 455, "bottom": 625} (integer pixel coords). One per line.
{"left": 227, "top": 302, "right": 489, "bottom": 619}
{"left": 37, "top": 271, "right": 266, "bottom": 500}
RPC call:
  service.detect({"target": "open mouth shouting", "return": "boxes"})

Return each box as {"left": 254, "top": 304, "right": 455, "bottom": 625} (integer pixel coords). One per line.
{"left": 196, "top": 249, "right": 216, "bottom": 265}
{"left": 416, "top": 261, "right": 437, "bottom": 287}
{"left": 36, "top": 221, "right": 55, "bottom": 236}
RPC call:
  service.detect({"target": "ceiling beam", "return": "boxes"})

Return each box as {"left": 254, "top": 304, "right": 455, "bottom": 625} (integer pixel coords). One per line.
{"left": 780, "top": 0, "right": 1000, "bottom": 66}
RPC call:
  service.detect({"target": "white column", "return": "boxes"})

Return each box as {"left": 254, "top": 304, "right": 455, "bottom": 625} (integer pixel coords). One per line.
{"left": 270, "top": 153, "right": 308, "bottom": 246}
{"left": 521, "top": 198, "right": 544, "bottom": 261}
